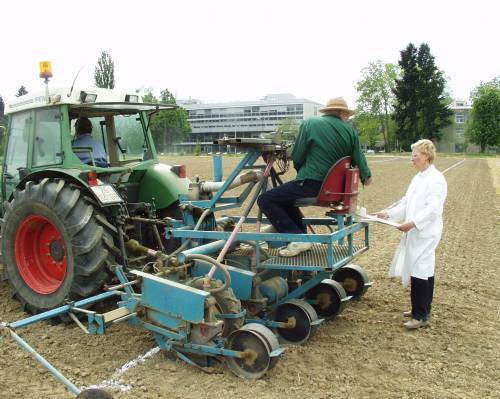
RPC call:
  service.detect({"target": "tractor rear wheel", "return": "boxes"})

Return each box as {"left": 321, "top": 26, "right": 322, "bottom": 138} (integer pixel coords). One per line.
{"left": 1, "top": 178, "right": 115, "bottom": 313}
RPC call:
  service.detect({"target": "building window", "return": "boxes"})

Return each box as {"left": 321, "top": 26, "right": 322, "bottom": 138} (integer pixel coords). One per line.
{"left": 456, "top": 126, "right": 465, "bottom": 137}
{"left": 456, "top": 113, "right": 465, "bottom": 124}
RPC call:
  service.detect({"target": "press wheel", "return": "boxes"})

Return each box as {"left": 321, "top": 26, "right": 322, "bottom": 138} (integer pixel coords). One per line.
{"left": 305, "top": 279, "right": 347, "bottom": 320}
{"left": 274, "top": 299, "right": 318, "bottom": 345}
{"left": 333, "top": 264, "right": 371, "bottom": 300}
{"left": 226, "top": 324, "right": 271, "bottom": 379}
{"left": 240, "top": 323, "right": 280, "bottom": 370}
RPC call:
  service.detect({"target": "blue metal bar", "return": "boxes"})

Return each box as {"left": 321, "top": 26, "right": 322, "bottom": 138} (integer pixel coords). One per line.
{"left": 5, "top": 325, "right": 81, "bottom": 396}
{"left": 172, "top": 223, "right": 363, "bottom": 243}
{"left": 143, "top": 322, "right": 187, "bottom": 341}
{"left": 114, "top": 265, "right": 135, "bottom": 295}
{"left": 10, "top": 291, "right": 120, "bottom": 330}
{"left": 347, "top": 215, "right": 353, "bottom": 256}
{"left": 213, "top": 154, "right": 223, "bottom": 182}
{"left": 177, "top": 240, "right": 227, "bottom": 263}
{"left": 175, "top": 342, "right": 260, "bottom": 359}
{"left": 207, "top": 151, "right": 258, "bottom": 208}
{"left": 244, "top": 216, "right": 339, "bottom": 226}
{"left": 214, "top": 309, "right": 247, "bottom": 319}
{"left": 337, "top": 215, "right": 345, "bottom": 246}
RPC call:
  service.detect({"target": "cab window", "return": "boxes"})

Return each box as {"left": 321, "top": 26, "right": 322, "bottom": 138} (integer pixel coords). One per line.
{"left": 4, "top": 111, "right": 31, "bottom": 179}
{"left": 114, "top": 114, "right": 152, "bottom": 161}
{"left": 33, "top": 108, "right": 62, "bottom": 167}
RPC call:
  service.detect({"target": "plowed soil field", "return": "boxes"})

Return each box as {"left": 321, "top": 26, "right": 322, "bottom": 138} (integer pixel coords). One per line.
{"left": 1, "top": 155, "right": 498, "bottom": 399}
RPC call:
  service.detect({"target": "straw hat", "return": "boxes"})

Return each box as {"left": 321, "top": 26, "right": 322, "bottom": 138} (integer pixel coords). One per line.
{"left": 319, "top": 97, "right": 356, "bottom": 115}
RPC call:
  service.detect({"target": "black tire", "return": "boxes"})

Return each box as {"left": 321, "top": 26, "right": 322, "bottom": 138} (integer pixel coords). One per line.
{"left": 305, "top": 279, "right": 347, "bottom": 320}
{"left": 188, "top": 277, "right": 243, "bottom": 337}
{"left": 332, "top": 264, "right": 371, "bottom": 300}
{"left": 1, "top": 178, "right": 115, "bottom": 313}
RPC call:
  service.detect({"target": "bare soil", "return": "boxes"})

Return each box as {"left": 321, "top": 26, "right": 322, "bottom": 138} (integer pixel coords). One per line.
{"left": 0, "top": 155, "right": 498, "bottom": 399}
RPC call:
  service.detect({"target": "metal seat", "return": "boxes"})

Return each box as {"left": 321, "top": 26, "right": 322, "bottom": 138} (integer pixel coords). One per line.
{"left": 294, "top": 156, "right": 360, "bottom": 214}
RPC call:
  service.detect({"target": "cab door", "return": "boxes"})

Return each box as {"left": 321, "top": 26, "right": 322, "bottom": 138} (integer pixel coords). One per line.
{"left": 2, "top": 111, "right": 32, "bottom": 200}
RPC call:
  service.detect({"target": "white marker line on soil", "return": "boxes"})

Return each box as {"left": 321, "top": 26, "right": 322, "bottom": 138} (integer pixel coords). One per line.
{"left": 441, "top": 159, "right": 466, "bottom": 174}
{"left": 84, "top": 346, "right": 160, "bottom": 393}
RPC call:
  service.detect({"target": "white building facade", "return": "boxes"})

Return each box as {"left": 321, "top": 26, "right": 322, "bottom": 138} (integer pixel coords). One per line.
{"left": 177, "top": 94, "right": 323, "bottom": 153}
{"left": 438, "top": 99, "right": 472, "bottom": 152}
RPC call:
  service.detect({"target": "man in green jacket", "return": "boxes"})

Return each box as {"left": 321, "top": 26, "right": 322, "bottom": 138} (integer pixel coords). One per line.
{"left": 257, "top": 97, "right": 372, "bottom": 257}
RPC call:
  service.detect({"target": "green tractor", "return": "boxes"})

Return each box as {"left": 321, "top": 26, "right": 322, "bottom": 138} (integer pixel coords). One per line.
{"left": 0, "top": 87, "right": 190, "bottom": 313}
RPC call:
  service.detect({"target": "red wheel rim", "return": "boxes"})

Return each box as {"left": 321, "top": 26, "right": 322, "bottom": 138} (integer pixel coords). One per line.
{"left": 14, "top": 215, "right": 68, "bottom": 294}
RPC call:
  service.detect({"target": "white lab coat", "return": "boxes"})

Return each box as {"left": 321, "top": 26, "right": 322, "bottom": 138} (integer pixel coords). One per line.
{"left": 386, "top": 165, "right": 447, "bottom": 287}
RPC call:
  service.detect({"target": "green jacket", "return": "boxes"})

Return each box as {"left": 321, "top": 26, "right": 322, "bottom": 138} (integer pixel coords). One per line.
{"left": 291, "top": 115, "right": 371, "bottom": 183}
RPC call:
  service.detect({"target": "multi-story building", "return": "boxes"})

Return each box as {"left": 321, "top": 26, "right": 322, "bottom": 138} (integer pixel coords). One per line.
{"left": 177, "top": 94, "right": 323, "bottom": 153}
{"left": 438, "top": 99, "right": 472, "bottom": 152}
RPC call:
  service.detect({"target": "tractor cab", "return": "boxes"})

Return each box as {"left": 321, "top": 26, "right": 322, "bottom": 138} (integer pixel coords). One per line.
{"left": 1, "top": 88, "right": 188, "bottom": 207}
{"left": 67, "top": 99, "right": 173, "bottom": 168}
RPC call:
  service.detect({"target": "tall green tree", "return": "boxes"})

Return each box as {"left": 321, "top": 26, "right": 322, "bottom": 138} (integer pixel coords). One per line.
{"left": 356, "top": 60, "right": 399, "bottom": 151}
{"left": 276, "top": 117, "right": 299, "bottom": 141}
{"left": 0, "top": 95, "right": 7, "bottom": 154}
{"left": 353, "top": 113, "right": 382, "bottom": 149}
{"left": 16, "top": 86, "right": 28, "bottom": 97}
{"left": 393, "top": 43, "right": 453, "bottom": 149}
{"left": 94, "top": 51, "right": 115, "bottom": 89}
{"left": 465, "top": 77, "right": 500, "bottom": 152}
{"left": 0, "top": 95, "right": 4, "bottom": 120}
{"left": 142, "top": 89, "right": 191, "bottom": 152}
{"left": 415, "top": 44, "right": 453, "bottom": 142}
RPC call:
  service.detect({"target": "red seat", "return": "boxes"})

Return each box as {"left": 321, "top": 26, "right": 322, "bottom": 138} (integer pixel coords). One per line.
{"left": 294, "top": 156, "right": 360, "bottom": 214}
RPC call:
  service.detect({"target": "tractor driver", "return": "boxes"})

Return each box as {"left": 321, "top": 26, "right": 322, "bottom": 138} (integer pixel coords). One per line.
{"left": 72, "top": 117, "right": 108, "bottom": 168}
{"left": 257, "top": 97, "right": 372, "bottom": 257}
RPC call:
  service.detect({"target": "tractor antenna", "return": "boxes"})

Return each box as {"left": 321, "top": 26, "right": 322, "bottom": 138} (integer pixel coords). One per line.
{"left": 67, "top": 65, "right": 85, "bottom": 97}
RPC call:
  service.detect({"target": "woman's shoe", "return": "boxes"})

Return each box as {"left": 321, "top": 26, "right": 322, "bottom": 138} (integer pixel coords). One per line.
{"left": 404, "top": 319, "right": 428, "bottom": 329}
{"left": 403, "top": 311, "right": 412, "bottom": 318}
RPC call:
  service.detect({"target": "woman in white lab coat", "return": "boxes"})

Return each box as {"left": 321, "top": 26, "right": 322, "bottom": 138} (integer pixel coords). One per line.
{"left": 377, "top": 139, "right": 447, "bottom": 329}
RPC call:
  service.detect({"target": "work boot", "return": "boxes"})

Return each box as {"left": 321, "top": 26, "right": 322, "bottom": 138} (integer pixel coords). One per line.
{"left": 279, "top": 242, "right": 313, "bottom": 257}
{"left": 404, "top": 319, "right": 428, "bottom": 329}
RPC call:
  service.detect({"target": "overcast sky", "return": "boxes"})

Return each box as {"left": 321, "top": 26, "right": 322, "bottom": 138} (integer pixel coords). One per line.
{"left": 1, "top": 0, "right": 498, "bottom": 107}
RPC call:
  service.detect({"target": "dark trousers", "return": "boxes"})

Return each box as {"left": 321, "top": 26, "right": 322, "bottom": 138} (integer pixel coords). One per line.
{"left": 410, "top": 276, "right": 435, "bottom": 321}
{"left": 257, "top": 179, "right": 322, "bottom": 234}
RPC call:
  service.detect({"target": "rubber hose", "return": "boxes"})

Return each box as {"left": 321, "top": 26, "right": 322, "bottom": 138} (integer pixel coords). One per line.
{"left": 185, "top": 253, "right": 231, "bottom": 293}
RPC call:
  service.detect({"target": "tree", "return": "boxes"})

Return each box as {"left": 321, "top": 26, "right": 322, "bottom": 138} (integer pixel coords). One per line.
{"left": 393, "top": 43, "right": 453, "bottom": 149}
{"left": 94, "top": 51, "right": 115, "bottom": 89}
{"left": 0, "top": 95, "right": 4, "bottom": 119}
{"left": 356, "top": 61, "right": 399, "bottom": 151}
{"left": 465, "top": 77, "right": 500, "bottom": 152}
{"left": 353, "top": 113, "right": 382, "bottom": 149}
{"left": 16, "top": 86, "right": 28, "bottom": 97}
{"left": 0, "top": 95, "right": 7, "bottom": 154}
{"left": 142, "top": 89, "right": 191, "bottom": 152}
{"left": 276, "top": 117, "right": 299, "bottom": 141}
{"left": 415, "top": 44, "right": 454, "bottom": 142}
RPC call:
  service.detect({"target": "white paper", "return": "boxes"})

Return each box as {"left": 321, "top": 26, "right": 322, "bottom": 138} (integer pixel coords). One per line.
{"left": 357, "top": 212, "right": 402, "bottom": 228}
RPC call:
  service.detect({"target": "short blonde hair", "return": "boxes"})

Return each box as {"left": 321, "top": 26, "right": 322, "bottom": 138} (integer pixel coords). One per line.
{"left": 411, "top": 139, "right": 436, "bottom": 163}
